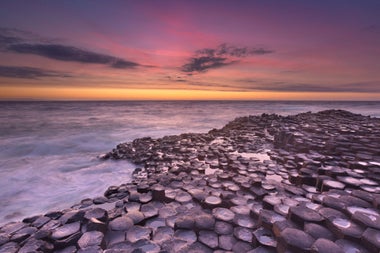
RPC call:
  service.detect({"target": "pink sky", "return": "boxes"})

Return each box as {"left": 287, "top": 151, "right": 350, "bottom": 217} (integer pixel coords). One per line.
{"left": 0, "top": 0, "right": 379, "bottom": 100}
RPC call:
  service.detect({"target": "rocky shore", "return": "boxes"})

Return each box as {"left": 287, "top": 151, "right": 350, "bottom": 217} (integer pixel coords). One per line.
{"left": 1, "top": 109, "right": 380, "bottom": 253}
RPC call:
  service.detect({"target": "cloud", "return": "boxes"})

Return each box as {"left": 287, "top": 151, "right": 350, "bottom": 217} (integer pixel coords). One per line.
{"left": 0, "top": 65, "right": 71, "bottom": 79}
{"left": 182, "top": 43, "right": 273, "bottom": 73}
{"left": 182, "top": 56, "right": 234, "bottom": 72}
{"left": 0, "top": 27, "right": 140, "bottom": 69}
{"left": 237, "top": 79, "right": 380, "bottom": 93}
{"left": 7, "top": 43, "right": 139, "bottom": 69}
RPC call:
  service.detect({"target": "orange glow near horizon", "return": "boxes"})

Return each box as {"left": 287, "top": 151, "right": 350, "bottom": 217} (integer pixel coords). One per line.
{"left": 1, "top": 86, "right": 379, "bottom": 101}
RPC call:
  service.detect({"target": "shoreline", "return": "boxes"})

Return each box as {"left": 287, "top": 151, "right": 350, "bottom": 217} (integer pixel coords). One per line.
{"left": 1, "top": 109, "right": 380, "bottom": 252}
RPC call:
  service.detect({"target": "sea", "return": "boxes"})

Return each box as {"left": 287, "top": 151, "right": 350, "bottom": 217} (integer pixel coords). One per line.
{"left": 0, "top": 100, "right": 379, "bottom": 225}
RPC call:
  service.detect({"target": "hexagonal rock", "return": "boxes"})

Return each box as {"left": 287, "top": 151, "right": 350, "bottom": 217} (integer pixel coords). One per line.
{"left": 125, "top": 225, "right": 151, "bottom": 243}
{"left": 234, "top": 226, "right": 253, "bottom": 243}
{"left": 204, "top": 195, "right": 222, "bottom": 208}
{"left": 335, "top": 239, "right": 370, "bottom": 253}
{"left": 248, "top": 246, "right": 277, "bottom": 253}
{"left": 361, "top": 228, "right": 380, "bottom": 253}
{"left": 304, "top": 223, "right": 335, "bottom": 241}
{"left": 214, "top": 221, "right": 234, "bottom": 235}
{"left": 126, "top": 210, "right": 145, "bottom": 225}
{"left": 326, "top": 217, "right": 364, "bottom": 241}
{"left": 84, "top": 208, "right": 108, "bottom": 223}
{"left": 212, "top": 208, "right": 235, "bottom": 222}
{"left": 198, "top": 230, "right": 219, "bottom": 249}
{"left": 129, "top": 239, "right": 160, "bottom": 253}
{"left": 288, "top": 206, "right": 324, "bottom": 226}
{"left": 108, "top": 216, "right": 134, "bottom": 231}
{"left": 310, "top": 238, "right": 344, "bottom": 253}
{"left": 194, "top": 213, "right": 215, "bottom": 230}
{"left": 218, "top": 234, "right": 237, "bottom": 251}
{"left": 0, "top": 241, "right": 19, "bottom": 253}
{"left": 51, "top": 222, "right": 81, "bottom": 240}
{"left": 233, "top": 214, "right": 256, "bottom": 228}
{"left": 175, "top": 215, "right": 195, "bottom": 229}
{"left": 277, "top": 228, "right": 315, "bottom": 253}
{"left": 77, "top": 231, "right": 104, "bottom": 249}
{"left": 152, "top": 226, "right": 173, "bottom": 244}
{"left": 174, "top": 229, "right": 197, "bottom": 244}
{"left": 321, "top": 180, "right": 345, "bottom": 192}
{"left": 232, "top": 241, "right": 254, "bottom": 252}
{"left": 175, "top": 191, "right": 193, "bottom": 203}
{"left": 258, "top": 209, "right": 286, "bottom": 230}
{"left": 253, "top": 227, "right": 277, "bottom": 247}
{"left": 351, "top": 210, "right": 380, "bottom": 230}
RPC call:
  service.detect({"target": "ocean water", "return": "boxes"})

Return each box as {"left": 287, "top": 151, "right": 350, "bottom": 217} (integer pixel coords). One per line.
{"left": 0, "top": 100, "right": 379, "bottom": 225}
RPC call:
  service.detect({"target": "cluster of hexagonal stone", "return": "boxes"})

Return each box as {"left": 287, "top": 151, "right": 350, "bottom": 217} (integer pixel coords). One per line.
{"left": 0, "top": 110, "right": 379, "bottom": 252}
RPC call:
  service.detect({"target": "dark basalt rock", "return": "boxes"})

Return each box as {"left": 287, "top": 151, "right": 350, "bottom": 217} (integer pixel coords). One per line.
{"left": 198, "top": 230, "right": 218, "bottom": 249}
{"left": 51, "top": 222, "right": 81, "bottom": 240}
{"left": 212, "top": 207, "right": 235, "bottom": 222}
{"left": 310, "top": 238, "right": 344, "bottom": 253}
{"left": 277, "top": 228, "right": 315, "bottom": 253}
{"left": 214, "top": 221, "right": 234, "bottom": 235}
{"left": 361, "top": 228, "right": 380, "bottom": 253}
{"left": 2, "top": 110, "right": 380, "bottom": 252}
{"left": 234, "top": 226, "right": 253, "bottom": 243}
{"left": 77, "top": 231, "right": 104, "bottom": 249}
{"left": 288, "top": 205, "right": 324, "bottom": 226}
{"left": 108, "top": 216, "right": 134, "bottom": 231}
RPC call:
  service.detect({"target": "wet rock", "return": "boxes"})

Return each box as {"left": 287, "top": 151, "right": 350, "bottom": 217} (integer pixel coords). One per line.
{"left": 175, "top": 215, "right": 195, "bottom": 229}
{"left": 108, "top": 216, "right": 134, "bottom": 231}
{"left": 152, "top": 226, "right": 173, "bottom": 244}
{"left": 288, "top": 205, "right": 324, "bottom": 226}
{"left": 126, "top": 226, "right": 151, "bottom": 243}
{"left": 258, "top": 209, "right": 286, "bottom": 230}
{"left": 140, "top": 203, "right": 159, "bottom": 219}
{"left": 0, "top": 242, "right": 19, "bottom": 253}
{"left": 212, "top": 208, "right": 235, "bottom": 222}
{"left": 55, "top": 245, "right": 77, "bottom": 253}
{"left": 310, "top": 238, "right": 344, "bottom": 253}
{"left": 351, "top": 209, "right": 380, "bottom": 230}
{"left": 214, "top": 221, "right": 234, "bottom": 235}
{"left": 277, "top": 228, "right": 315, "bottom": 253}
{"left": 335, "top": 239, "right": 370, "bottom": 253}
{"left": 253, "top": 227, "right": 277, "bottom": 247}
{"left": 218, "top": 234, "right": 237, "bottom": 251}
{"left": 59, "top": 210, "right": 85, "bottom": 224}
{"left": 248, "top": 246, "right": 277, "bottom": 253}
{"left": 361, "top": 228, "right": 380, "bottom": 253}
{"left": 234, "top": 226, "right": 253, "bottom": 243}
{"left": 232, "top": 241, "right": 254, "bottom": 252}
{"left": 32, "top": 216, "right": 51, "bottom": 228}
{"left": 174, "top": 229, "right": 197, "bottom": 244}
{"left": 304, "top": 223, "right": 335, "bottom": 241}
{"left": 126, "top": 210, "right": 145, "bottom": 225}
{"left": 204, "top": 195, "right": 222, "bottom": 208}
{"left": 84, "top": 208, "right": 108, "bottom": 223}
{"left": 77, "top": 231, "right": 104, "bottom": 249}
{"left": 51, "top": 222, "right": 81, "bottom": 240}
{"left": 233, "top": 214, "right": 256, "bottom": 228}
{"left": 326, "top": 217, "right": 364, "bottom": 241}
{"left": 194, "top": 213, "right": 215, "bottom": 230}
{"left": 10, "top": 226, "right": 37, "bottom": 243}
{"left": 198, "top": 230, "right": 219, "bottom": 249}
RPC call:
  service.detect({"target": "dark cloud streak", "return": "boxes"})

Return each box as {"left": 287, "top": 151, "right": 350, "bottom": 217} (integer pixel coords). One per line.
{"left": 182, "top": 43, "right": 273, "bottom": 73}
{"left": 7, "top": 43, "right": 139, "bottom": 69}
{"left": 0, "top": 28, "right": 140, "bottom": 69}
{"left": 0, "top": 65, "right": 71, "bottom": 79}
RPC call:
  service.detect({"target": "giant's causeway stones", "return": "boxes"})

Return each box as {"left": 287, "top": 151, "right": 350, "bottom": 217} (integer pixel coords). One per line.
{"left": 1, "top": 110, "right": 379, "bottom": 252}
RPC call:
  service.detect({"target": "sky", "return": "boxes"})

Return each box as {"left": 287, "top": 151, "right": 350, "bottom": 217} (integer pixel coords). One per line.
{"left": 0, "top": 0, "right": 379, "bottom": 100}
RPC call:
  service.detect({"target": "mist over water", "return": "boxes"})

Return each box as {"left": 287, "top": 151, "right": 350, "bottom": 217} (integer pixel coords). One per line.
{"left": 0, "top": 100, "right": 379, "bottom": 225}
